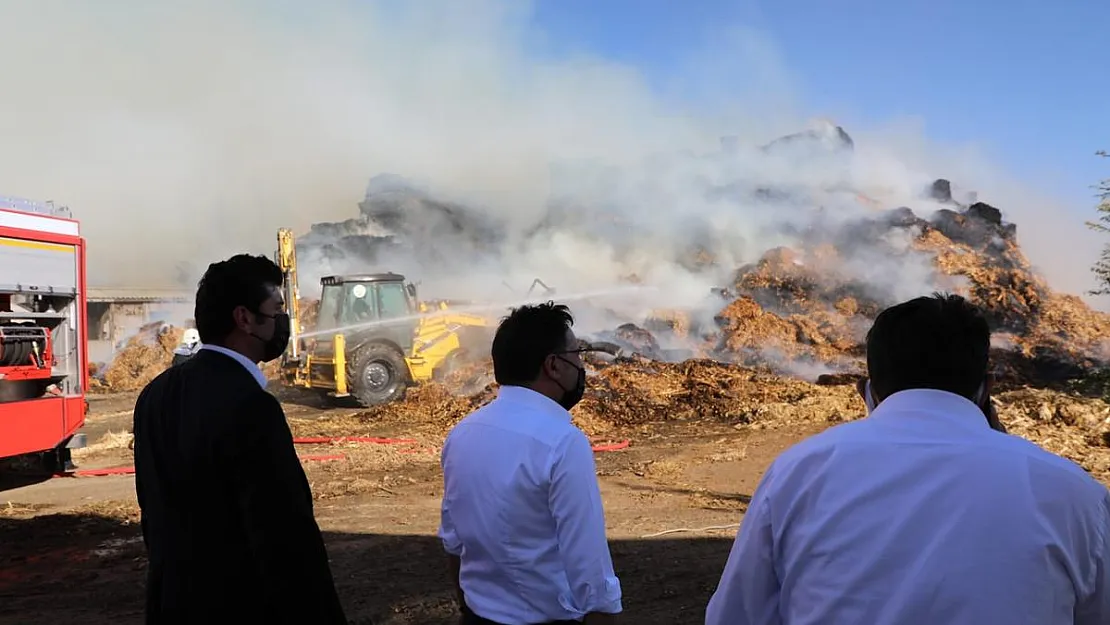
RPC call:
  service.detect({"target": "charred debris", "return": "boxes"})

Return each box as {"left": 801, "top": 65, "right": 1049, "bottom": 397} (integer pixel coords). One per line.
{"left": 96, "top": 124, "right": 1110, "bottom": 399}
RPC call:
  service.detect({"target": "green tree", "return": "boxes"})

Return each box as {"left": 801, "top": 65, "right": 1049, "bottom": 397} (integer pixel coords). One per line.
{"left": 1086, "top": 150, "right": 1110, "bottom": 295}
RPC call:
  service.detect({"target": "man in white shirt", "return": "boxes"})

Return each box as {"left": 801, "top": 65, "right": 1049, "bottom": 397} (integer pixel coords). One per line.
{"left": 438, "top": 301, "right": 622, "bottom": 625}
{"left": 706, "top": 292, "right": 1110, "bottom": 625}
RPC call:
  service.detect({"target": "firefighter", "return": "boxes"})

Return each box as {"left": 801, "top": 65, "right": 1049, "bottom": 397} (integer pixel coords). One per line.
{"left": 171, "top": 328, "right": 201, "bottom": 366}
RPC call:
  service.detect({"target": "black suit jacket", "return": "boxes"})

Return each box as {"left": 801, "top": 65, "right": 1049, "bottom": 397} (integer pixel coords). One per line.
{"left": 133, "top": 348, "right": 347, "bottom": 624}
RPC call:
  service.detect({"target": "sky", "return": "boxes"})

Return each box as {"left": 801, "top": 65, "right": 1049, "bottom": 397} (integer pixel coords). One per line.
{"left": 530, "top": 0, "right": 1109, "bottom": 211}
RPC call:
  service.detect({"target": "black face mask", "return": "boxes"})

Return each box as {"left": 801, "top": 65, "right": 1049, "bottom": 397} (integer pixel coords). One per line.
{"left": 250, "top": 311, "right": 291, "bottom": 362}
{"left": 554, "top": 356, "right": 587, "bottom": 411}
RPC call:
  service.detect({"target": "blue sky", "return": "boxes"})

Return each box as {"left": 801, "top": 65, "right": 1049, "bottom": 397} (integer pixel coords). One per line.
{"left": 529, "top": 0, "right": 1108, "bottom": 214}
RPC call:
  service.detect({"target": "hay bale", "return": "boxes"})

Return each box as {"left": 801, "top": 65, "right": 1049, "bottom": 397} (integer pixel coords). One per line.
{"left": 98, "top": 323, "right": 183, "bottom": 392}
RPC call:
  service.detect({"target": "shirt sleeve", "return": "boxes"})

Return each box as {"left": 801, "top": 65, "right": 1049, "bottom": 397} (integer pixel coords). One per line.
{"left": 1076, "top": 491, "right": 1110, "bottom": 625}
{"left": 705, "top": 463, "right": 782, "bottom": 625}
{"left": 438, "top": 437, "right": 464, "bottom": 556}
{"left": 548, "top": 430, "right": 622, "bottom": 616}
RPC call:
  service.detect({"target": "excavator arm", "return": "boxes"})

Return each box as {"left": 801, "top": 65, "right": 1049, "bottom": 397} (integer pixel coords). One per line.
{"left": 275, "top": 228, "right": 301, "bottom": 360}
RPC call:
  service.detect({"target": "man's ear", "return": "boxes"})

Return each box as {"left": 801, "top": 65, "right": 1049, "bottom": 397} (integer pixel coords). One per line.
{"left": 232, "top": 305, "right": 253, "bottom": 333}
{"left": 855, "top": 377, "right": 869, "bottom": 402}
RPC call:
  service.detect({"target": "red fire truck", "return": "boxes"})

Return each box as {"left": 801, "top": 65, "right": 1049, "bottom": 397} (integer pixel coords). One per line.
{"left": 0, "top": 195, "right": 88, "bottom": 472}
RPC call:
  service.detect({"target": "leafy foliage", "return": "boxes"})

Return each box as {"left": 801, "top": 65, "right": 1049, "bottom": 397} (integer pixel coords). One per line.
{"left": 1086, "top": 151, "right": 1110, "bottom": 295}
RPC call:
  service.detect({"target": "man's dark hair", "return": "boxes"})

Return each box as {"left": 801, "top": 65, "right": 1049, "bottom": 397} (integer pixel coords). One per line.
{"left": 194, "top": 254, "right": 283, "bottom": 345}
{"left": 866, "top": 292, "right": 990, "bottom": 400}
{"left": 491, "top": 301, "right": 574, "bottom": 386}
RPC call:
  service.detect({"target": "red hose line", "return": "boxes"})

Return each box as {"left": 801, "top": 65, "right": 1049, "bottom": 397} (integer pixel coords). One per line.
{"left": 591, "top": 440, "right": 631, "bottom": 452}
{"left": 292, "top": 436, "right": 417, "bottom": 445}
{"left": 68, "top": 466, "right": 136, "bottom": 477}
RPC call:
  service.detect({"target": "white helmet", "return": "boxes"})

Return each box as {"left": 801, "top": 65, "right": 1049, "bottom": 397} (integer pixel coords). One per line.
{"left": 182, "top": 328, "right": 201, "bottom": 346}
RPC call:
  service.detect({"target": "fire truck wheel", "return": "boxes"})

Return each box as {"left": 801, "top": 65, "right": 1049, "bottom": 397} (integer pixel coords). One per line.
{"left": 348, "top": 343, "right": 408, "bottom": 407}
{"left": 37, "top": 444, "right": 73, "bottom": 474}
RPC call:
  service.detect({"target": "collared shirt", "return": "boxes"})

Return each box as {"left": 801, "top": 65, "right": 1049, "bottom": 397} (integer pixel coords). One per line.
{"left": 706, "top": 388, "right": 1110, "bottom": 625}
{"left": 199, "top": 344, "right": 268, "bottom": 389}
{"left": 438, "top": 385, "right": 622, "bottom": 623}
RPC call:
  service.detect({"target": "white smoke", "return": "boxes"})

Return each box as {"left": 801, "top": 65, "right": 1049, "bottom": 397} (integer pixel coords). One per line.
{"left": 0, "top": 0, "right": 1099, "bottom": 330}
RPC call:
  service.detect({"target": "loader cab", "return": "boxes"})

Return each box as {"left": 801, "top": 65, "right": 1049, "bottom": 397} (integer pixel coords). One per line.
{"left": 314, "top": 274, "right": 419, "bottom": 348}
{"left": 296, "top": 273, "right": 422, "bottom": 406}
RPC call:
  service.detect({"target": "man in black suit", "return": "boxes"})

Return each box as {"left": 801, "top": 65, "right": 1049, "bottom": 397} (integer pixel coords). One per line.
{"left": 133, "top": 254, "right": 348, "bottom": 624}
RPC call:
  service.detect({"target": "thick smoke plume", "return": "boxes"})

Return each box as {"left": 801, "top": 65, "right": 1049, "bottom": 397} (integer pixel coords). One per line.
{"left": 0, "top": 0, "right": 1100, "bottom": 321}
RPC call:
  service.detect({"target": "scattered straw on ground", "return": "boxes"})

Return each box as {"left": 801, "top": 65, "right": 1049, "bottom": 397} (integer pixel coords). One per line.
{"left": 287, "top": 357, "right": 1110, "bottom": 486}
{"left": 303, "top": 445, "right": 440, "bottom": 500}
{"left": 0, "top": 501, "right": 54, "bottom": 519}
{"left": 72, "top": 431, "right": 134, "bottom": 459}
{"left": 997, "top": 389, "right": 1110, "bottom": 481}
{"left": 288, "top": 358, "right": 863, "bottom": 441}
{"left": 0, "top": 499, "right": 140, "bottom": 523}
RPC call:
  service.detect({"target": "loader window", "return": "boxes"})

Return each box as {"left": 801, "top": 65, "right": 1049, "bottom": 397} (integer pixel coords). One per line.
{"left": 340, "top": 282, "right": 377, "bottom": 327}
{"left": 377, "top": 282, "right": 410, "bottom": 320}
{"left": 316, "top": 285, "right": 342, "bottom": 331}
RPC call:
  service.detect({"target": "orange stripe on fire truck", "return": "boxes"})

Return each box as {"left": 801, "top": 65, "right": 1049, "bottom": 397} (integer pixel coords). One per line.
{"left": 0, "top": 237, "right": 74, "bottom": 253}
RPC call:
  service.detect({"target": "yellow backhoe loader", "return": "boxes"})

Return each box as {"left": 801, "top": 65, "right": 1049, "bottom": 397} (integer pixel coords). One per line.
{"left": 274, "top": 228, "right": 499, "bottom": 407}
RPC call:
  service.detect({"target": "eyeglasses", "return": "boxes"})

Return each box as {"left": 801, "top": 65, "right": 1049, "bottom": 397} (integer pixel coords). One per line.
{"left": 553, "top": 347, "right": 592, "bottom": 355}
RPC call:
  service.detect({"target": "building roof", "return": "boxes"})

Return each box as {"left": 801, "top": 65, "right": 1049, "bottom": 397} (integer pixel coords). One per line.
{"left": 86, "top": 287, "right": 193, "bottom": 303}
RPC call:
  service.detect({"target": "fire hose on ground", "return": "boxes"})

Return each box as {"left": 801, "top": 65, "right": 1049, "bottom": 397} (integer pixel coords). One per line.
{"left": 54, "top": 436, "right": 632, "bottom": 478}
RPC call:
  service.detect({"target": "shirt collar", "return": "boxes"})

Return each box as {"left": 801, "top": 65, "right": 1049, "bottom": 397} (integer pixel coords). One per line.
{"left": 495, "top": 384, "right": 572, "bottom": 421}
{"left": 199, "top": 344, "right": 268, "bottom": 389}
{"left": 870, "top": 388, "right": 990, "bottom": 429}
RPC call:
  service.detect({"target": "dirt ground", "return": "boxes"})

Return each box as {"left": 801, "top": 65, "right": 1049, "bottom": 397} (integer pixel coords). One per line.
{"left": 0, "top": 390, "right": 817, "bottom": 625}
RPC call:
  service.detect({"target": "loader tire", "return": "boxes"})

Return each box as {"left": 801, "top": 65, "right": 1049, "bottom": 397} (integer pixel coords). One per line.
{"left": 348, "top": 343, "right": 409, "bottom": 407}
{"left": 432, "top": 349, "right": 466, "bottom": 382}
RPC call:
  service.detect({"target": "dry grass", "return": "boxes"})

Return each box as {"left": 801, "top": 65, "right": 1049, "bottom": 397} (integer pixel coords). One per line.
{"left": 0, "top": 501, "right": 53, "bottom": 518}
{"left": 708, "top": 442, "right": 749, "bottom": 463}
{"left": 643, "top": 459, "right": 685, "bottom": 480}
{"left": 997, "top": 389, "right": 1110, "bottom": 482}
{"left": 73, "top": 500, "right": 142, "bottom": 524}
{"left": 0, "top": 499, "right": 140, "bottom": 523}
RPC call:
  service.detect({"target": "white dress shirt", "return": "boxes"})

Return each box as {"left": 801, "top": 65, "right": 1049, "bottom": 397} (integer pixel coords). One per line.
{"left": 438, "top": 385, "right": 622, "bottom": 623}
{"left": 199, "top": 344, "right": 268, "bottom": 388}
{"left": 706, "top": 388, "right": 1110, "bottom": 625}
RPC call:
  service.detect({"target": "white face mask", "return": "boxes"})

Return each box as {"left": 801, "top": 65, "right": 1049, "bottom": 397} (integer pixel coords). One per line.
{"left": 864, "top": 379, "right": 986, "bottom": 415}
